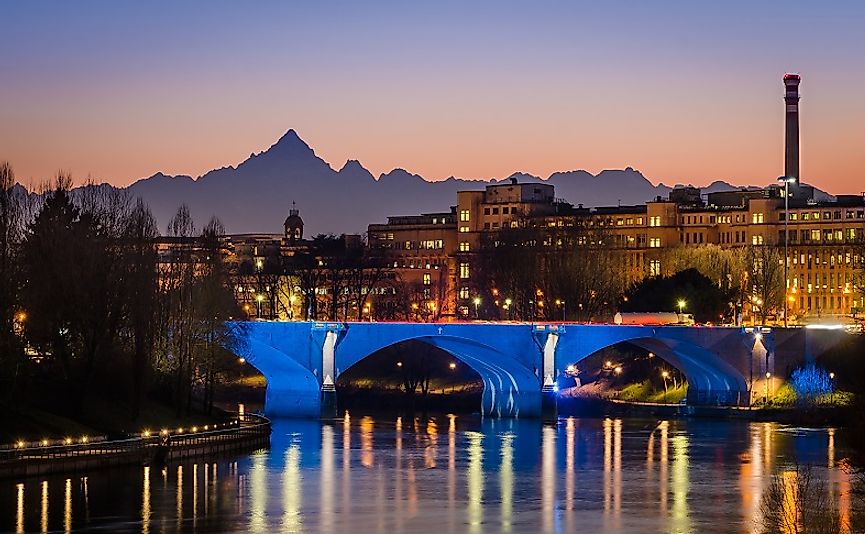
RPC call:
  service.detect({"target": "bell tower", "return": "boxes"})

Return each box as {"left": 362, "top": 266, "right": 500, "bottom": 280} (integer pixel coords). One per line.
{"left": 283, "top": 202, "right": 304, "bottom": 245}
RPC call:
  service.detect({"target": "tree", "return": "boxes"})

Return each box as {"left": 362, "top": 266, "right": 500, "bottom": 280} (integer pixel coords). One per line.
{"left": 123, "top": 199, "right": 159, "bottom": 419}
{"left": 476, "top": 220, "right": 623, "bottom": 321}
{"left": 196, "top": 217, "right": 243, "bottom": 414}
{"left": 747, "top": 244, "right": 784, "bottom": 323}
{"left": 0, "top": 162, "right": 26, "bottom": 409}
{"left": 623, "top": 268, "right": 728, "bottom": 324}
{"left": 20, "top": 177, "right": 134, "bottom": 415}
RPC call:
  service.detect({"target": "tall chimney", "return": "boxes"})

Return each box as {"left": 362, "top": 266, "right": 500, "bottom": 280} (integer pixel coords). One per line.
{"left": 783, "top": 73, "right": 801, "bottom": 182}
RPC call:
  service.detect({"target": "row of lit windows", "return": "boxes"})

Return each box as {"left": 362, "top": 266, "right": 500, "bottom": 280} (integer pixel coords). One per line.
{"left": 797, "top": 295, "right": 855, "bottom": 312}
{"left": 785, "top": 210, "right": 865, "bottom": 221}
{"left": 791, "top": 251, "right": 863, "bottom": 268}
{"left": 393, "top": 260, "right": 443, "bottom": 269}
{"left": 788, "top": 228, "right": 860, "bottom": 243}
{"left": 482, "top": 205, "right": 519, "bottom": 216}
{"left": 613, "top": 216, "right": 646, "bottom": 226}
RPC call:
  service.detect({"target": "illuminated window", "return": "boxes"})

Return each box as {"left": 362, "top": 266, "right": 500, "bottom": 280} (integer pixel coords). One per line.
{"left": 459, "top": 226, "right": 469, "bottom": 233}
{"left": 459, "top": 241, "right": 470, "bottom": 252}
{"left": 405, "top": 241, "right": 413, "bottom": 249}
{"left": 459, "top": 287, "right": 470, "bottom": 300}
{"left": 649, "top": 216, "right": 661, "bottom": 227}
{"left": 423, "top": 273, "right": 431, "bottom": 286}
{"left": 459, "top": 209, "right": 470, "bottom": 222}
{"left": 752, "top": 235, "right": 764, "bottom": 245}
{"left": 649, "top": 259, "right": 661, "bottom": 276}
{"left": 751, "top": 213, "right": 764, "bottom": 224}
{"left": 459, "top": 262, "right": 470, "bottom": 279}
{"left": 649, "top": 237, "right": 661, "bottom": 248}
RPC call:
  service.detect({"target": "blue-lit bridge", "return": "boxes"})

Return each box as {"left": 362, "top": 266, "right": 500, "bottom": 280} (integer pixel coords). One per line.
{"left": 231, "top": 321, "right": 828, "bottom": 418}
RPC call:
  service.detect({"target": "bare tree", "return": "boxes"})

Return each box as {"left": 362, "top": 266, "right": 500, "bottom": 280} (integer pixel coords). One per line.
{"left": 748, "top": 244, "right": 784, "bottom": 324}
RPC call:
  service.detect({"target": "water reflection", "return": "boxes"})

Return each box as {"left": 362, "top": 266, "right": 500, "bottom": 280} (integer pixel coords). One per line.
{"left": 0, "top": 416, "right": 859, "bottom": 533}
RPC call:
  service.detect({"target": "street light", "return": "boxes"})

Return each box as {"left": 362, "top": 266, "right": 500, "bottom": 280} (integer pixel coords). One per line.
{"left": 449, "top": 362, "right": 457, "bottom": 370}
{"left": 677, "top": 299, "right": 686, "bottom": 314}
{"left": 829, "top": 371, "right": 835, "bottom": 405}
{"left": 778, "top": 175, "right": 796, "bottom": 328}
{"left": 473, "top": 297, "right": 481, "bottom": 319}
{"left": 255, "top": 294, "right": 264, "bottom": 317}
{"left": 504, "top": 298, "right": 512, "bottom": 320}
{"left": 555, "top": 299, "right": 566, "bottom": 321}
{"left": 765, "top": 372, "right": 772, "bottom": 404}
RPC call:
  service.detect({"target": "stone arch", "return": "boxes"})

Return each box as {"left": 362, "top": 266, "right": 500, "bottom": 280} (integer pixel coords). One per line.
{"left": 335, "top": 335, "right": 541, "bottom": 417}
{"left": 556, "top": 330, "right": 749, "bottom": 406}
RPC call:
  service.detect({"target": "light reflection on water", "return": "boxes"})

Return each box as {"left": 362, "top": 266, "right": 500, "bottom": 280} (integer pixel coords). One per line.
{"left": 1, "top": 416, "right": 857, "bottom": 533}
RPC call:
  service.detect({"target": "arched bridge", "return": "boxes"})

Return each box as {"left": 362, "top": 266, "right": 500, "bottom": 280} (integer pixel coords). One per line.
{"left": 231, "top": 321, "right": 815, "bottom": 418}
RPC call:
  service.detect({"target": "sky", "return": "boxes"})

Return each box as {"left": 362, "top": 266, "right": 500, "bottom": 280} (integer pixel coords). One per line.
{"left": 2, "top": 1, "right": 864, "bottom": 193}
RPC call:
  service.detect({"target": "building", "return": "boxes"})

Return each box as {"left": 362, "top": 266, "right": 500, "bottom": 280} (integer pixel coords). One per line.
{"left": 367, "top": 179, "right": 865, "bottom": 323}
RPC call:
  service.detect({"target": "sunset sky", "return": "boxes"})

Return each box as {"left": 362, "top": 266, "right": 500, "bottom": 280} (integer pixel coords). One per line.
{"left": 2, "top": 1, "right": 864, "bottom": 193}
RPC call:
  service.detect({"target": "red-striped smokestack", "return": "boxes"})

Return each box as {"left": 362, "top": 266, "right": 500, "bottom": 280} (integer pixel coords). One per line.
{"left": 784, "top": 73, "right": 801, "bottom": 182}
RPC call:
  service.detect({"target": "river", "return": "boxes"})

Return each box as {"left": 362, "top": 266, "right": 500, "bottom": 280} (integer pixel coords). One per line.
{"left": 1, "top": 415, "right": 859, "bottom": 533}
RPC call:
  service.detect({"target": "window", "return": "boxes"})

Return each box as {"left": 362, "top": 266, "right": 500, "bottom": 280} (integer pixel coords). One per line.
{"left": 459, "top": 287, "right": 470, "bottom": 300}
{"left": 423, "top": 273, "right": 431, "bottom": 286}
{"left": 502, "top": 207, "right": 510, "bottom": 214}
{"left": 649, "top": 259, "right": 661, "bottom": 276}
{"left": 404, "top": 241, "right": 413, "bottom": 249}
{"left": 459, "top": 226, "right": 469, "bottom": 233}
{"left": 751, "top": 213, "right": 764, "bottom": 224}
{"left": 459, "top": 262, "right": 470, "bottom": 279}
{"left": 636, "top": 217, "right": 644, "bottom": 225}
{"left": 752, "top": 235, "right": 764, "bottom": 245}
{"left": 459, "top": 209, "right": 470, "bottom": 222}
{"left": 649, "top": 216, "right": 661, "bottom": 227}
{"left": 483, "top": 208, "right": 490, "bottom": 215}
{"left": 810, "top": 229, "right": 821, "bottom": 242}
{"left": 649, "top": 237, "right": 661, "bottom": 248}
{"left": 492, "top": 207, "right": 499, "bottom": 215}
{"left": 459, "top": 241, "right": 470, "bottom": 252}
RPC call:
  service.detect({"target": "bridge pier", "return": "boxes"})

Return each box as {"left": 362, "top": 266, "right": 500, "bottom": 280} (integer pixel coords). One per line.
{"left": 320, "top": 330, "right": 339, "bottom": 419}
{"left": 541, "top": 331, "right": 559, "bottom": 420}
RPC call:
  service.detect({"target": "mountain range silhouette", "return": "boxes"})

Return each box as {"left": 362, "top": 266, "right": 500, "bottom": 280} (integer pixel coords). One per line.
{"left": 126, "top": 130, "right": 829, "bottom": 235}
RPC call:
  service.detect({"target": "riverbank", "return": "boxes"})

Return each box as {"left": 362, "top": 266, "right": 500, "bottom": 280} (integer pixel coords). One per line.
{"left": 557, "top": 395, "right": 856, "bottom": 426}
{"left": 0, "top": 414, "right": 271, "bottom": 480}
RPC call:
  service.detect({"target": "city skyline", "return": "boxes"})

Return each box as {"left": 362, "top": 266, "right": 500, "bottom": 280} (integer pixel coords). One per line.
{"left": 3, "top": 1, "right": 865, "bottom": 194}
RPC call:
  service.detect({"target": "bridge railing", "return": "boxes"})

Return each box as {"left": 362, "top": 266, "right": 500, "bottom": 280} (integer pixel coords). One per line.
{"left": 0, "top": 413, "right": 271, "bottom": 465}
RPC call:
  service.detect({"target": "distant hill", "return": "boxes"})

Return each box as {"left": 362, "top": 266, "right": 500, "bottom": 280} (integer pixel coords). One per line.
{"left": 125, "top": 129, "right": 828, "bottom": 235}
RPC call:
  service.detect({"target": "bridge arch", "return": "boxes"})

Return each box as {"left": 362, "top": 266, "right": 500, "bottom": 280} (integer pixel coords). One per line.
{"left": 334, "top": 335, "right": 541, "bottom": 417}
{"left": 555, "top": 329, "right": 749, "bottom": 405}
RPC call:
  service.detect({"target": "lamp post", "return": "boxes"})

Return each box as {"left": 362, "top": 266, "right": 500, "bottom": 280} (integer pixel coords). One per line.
{"left": 473, "top": 297, "right": 481, "bottom": 319}
{"left": 255, "top": 294, "right": 263, "bottom": 318}
{"left": 829, "top": 371, "right": 835, "bottom": 405}
{"left": 765, "top": 372, "right": 772, "bottom": 404}
{"left": 555, "top": 299, "right": 566, "bottom": 321}
{"left": 505, "top": 298, "right": 512, "bottom": 321}
{"left": 778, "top": 176, "right": 795, "bottom": 327}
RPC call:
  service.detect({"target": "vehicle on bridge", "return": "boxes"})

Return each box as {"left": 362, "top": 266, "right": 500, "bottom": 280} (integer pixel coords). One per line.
{"left": 613, "top": 312, "right": 695, "bottom": 326}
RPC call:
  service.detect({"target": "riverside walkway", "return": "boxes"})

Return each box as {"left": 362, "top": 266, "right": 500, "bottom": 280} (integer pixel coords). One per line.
{"left": 0, "top": 414, "right": 271, "bottom": 479}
